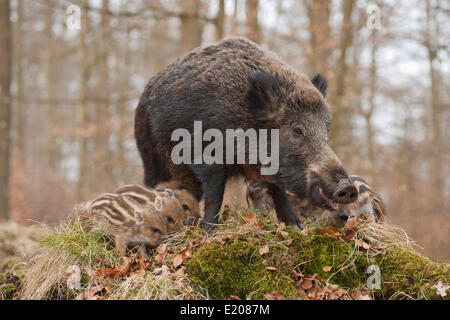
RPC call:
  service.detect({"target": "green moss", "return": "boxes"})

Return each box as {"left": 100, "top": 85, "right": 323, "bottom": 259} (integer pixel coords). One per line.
{"left": 287, "top": 228, "right": 449, "bottom": 299}
{"left": 186, "top": 224, "right": 449, "bottom": 300}
{"left": 0, "top": 273, "right": 21, "bottom": 300}
{"left": 40, "top": 221, "right": 119, "bottom": 265}
{"left": 289, "top": 232, "right": 367, "bottom": 288}
{"left": 370, "top": 246, "right": 449, "bottom": 299}
{"left": 186, "top": 240, "right": 296, "bottom": 299}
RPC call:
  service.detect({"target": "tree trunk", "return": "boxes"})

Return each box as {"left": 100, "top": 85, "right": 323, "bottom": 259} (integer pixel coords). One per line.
{"left": 76, "top": 0, "right": 90, "bottom": 201}
{"left": 0, "top": 0, "right": 12, "bottom": 220}
{"left": 14, "top": 0, "right": 25, "bottom": 163}
{"left": 231, "top": 0, "right": 239, "bottom": 35}
{"left": 305, "top": 0, "right": 331, "bottom": 76}
{"left": 363, "top": 32, "right": 378, "bottom": 187}
{"left": 425, "top": 0, "right": 443, "bottom": 216}
{"left": 215, "top": 0, "right": 225, "bottom": 41}
{"left": 180, "top": 0, "right": 203, "bottom": 54}
{"left": 93, "top": 0, "right": 112, "bottom": 191}
{"left": 45, "top": 0, "right": 59, "bottom": 171}
{"left": 329, "top": 0, "right": 355, "bottom": 163}
{"left": 245, "top": 0, "right": 261, "bottom": 43}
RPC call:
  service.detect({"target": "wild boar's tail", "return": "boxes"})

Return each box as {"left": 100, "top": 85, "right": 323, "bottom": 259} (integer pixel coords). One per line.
{"left": 134, "top": 104, "right": 170, "bottom": 187}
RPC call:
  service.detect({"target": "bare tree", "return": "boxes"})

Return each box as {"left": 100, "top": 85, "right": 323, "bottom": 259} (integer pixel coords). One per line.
{"left": 231, "top": 0, "right": 239, "bottom": 35}
{"left": 424, "top": 0, "right": 444, "bottom": 215}
{"left": 44, "top": 0, "right": 59, "bottom": 170}
{"left": 329, "top": 0, "right": 355, "bottom": 163}
{"left": 305, "top": 0, "right": 332, "bottom": 76}
{"left": 245, "top": 0, "right": 261, "bottom": 43}
{"left": 215, "top": 0, "right": 225, "bottom": 41}
{"left": 0, "top": 0, "right": 12, "bottom": 220}
{"left": 93, "top": 0, "right": 113, "bottom": 190}
{"left": 14, "top": 0, "right": 25, "bottom": 162}
{"left": 180, "top": 0, "right": 204, "bottom": 54}
{"left": 76, "top": 0, "right": 90, "bottom": 201}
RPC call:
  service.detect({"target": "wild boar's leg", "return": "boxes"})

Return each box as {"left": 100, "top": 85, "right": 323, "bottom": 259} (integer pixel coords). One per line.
{"left": 193, "top": 165, "right": 226, "bottom": 231}
{"left": 267, "top": 183, "right": 305, "bottom": 230}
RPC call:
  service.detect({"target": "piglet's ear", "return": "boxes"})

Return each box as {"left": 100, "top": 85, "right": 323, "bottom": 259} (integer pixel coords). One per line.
{"left": 154, "top": 196, "right": 163, "bottom": 213}
{"left": 311, "top": 73, "right": 328, "bottom": 98}
{"left": 134, "top": 211, "right": 144, "bottom": 225}
{"left": 164, "top": 188, "right": 175, "bottom": 198}
{"left": 247, "top": 72, "right": 281, "bottom": 123}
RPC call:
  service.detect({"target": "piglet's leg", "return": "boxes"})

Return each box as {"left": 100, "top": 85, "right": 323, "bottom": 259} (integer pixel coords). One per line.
{"left": 115, "top": 235, "right": 126, "bottom": 256}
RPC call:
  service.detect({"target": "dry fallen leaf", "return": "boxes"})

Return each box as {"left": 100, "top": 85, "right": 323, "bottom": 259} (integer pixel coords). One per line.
{"left": 322, "top": 266, "right": 332, "bottom": 272}
{"left": 155, "top": 253, "right": 165, "bottom": 265}
{"left": 180, "top": 247, "right": 193, "bottom": 259}
{"left": 156, "top": 243, "right": 168, "bottom": 255}
{"left": 301, "top": 278, "right": 313, "bottom": 290}
{"left": 320, "top": 226, "right": 341, "bottom": 237}
{"left": 277, "top": 230, "right": 289, "bottom": 238}
{"left": 259, "top": 245, "right": 270, "bottom": 256}
{"left": 229, "top": 295, "right": 241, "bottom": 300}
{"left": 175, "top": 266, "right": 186, "bottom": 276}
{"left": 352, "top": 289, "right": 371, "bottom": 300}
{"left": 343, "top": 229, "right": 356, "bottom": 241}
{"left": 243, "top": 214, "right": 256, "bottom": 224}
{"left": 346, "top": 216, "right": 358, "bottom": 229}
{"left": 356, "top": 239, "right": 370, "bottom": 250}
{"left": 336, "top": 289, "right": 348, "bottom": 298}
{"left": 76, "top": 285, "right": 104, "bottom": 300}
{"left": 172, "top": 253, "right": 184, "bottom": 268}
{"left": 95, "top": 257, "right": 131, "bottom": 279}
{"left": 292, "top": 270, "right": 304, "bottom": 280}
{"left": 301, "top": 228, "right": 309, "bottom": 236}
{"left": 153, "top": 265, "right": 170, "bottom": 278}
{"left": 264, "top": 291, "right": 285, "bottom": 300}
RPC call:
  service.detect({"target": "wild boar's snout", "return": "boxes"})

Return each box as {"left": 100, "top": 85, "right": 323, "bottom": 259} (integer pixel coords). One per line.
{"left": 333, "top": 181, "right": 358, "bottom": 204}
{"left": 305, "top": 145, "right": 357, "bottom": 210}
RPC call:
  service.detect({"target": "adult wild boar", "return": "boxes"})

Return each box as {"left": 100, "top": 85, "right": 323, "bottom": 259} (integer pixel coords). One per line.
{"left": 135, "top": 37, "right": 357, "bottom": 231}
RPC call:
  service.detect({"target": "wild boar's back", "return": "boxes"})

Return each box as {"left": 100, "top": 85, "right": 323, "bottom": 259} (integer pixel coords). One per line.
{"left": 137, "top": 37, "right": 314, "bottom": 131}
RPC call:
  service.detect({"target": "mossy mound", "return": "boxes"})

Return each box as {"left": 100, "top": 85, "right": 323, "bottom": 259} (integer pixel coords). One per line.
{"left": 187, "top": 240, "right": 296, "bottom": 299}
{"left": 0, "top": 273, "right": 21, "bottom": 300}
{"left": 186, "top": 210, "right": 449, "bottom": 300}
{"left": 1, "top": 207, "right": 448, "bottom": 300}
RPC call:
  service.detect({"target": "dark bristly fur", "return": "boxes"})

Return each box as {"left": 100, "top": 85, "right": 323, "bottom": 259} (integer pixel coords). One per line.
{"left": 135, "top": 37, "right": 357, "bottom": 231}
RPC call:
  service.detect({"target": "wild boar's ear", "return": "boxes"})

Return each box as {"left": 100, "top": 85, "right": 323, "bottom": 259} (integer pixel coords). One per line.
{"left": 311, "top": 73, "right": 328, "bottom": 98}
{"left": 247, "top": 72, "right": 281, "bottom": 121}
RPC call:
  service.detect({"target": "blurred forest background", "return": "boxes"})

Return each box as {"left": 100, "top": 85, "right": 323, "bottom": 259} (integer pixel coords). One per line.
{"left": 0, "top": 0, "right": 448, "bottom": 261}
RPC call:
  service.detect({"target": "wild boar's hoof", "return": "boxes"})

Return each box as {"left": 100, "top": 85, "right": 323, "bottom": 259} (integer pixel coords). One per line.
{"left": 293, "top": 223, "right": 305, "bottom": 232}
{"left": 200, "top": 220, "right": 218, "bottom": 234}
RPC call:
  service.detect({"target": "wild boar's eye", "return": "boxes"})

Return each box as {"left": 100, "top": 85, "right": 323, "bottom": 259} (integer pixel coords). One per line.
{"left": 182, "top": 204, "right": 190, "bottom": 211}
{"left": 293, "top": 128, "right": 304, "bottom": 137}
